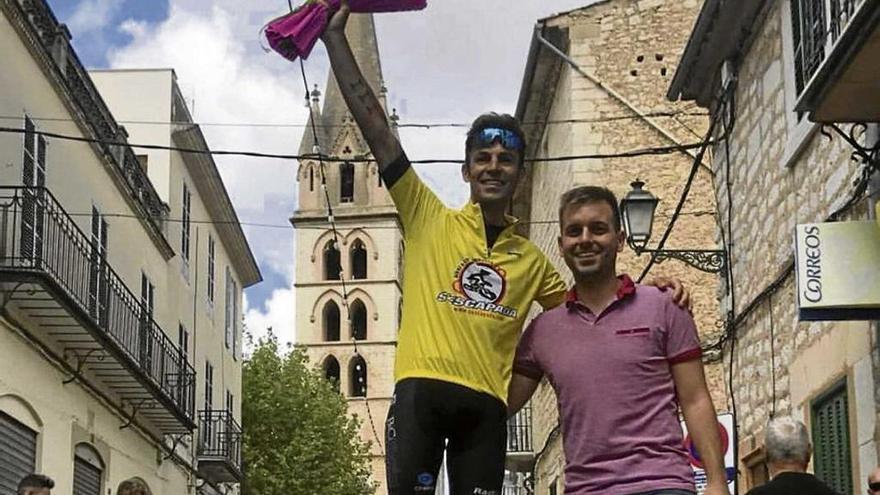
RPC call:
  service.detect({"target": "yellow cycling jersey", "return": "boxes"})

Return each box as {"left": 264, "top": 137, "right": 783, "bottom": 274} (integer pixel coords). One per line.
{"left": 390, "top": 163, "right": 566, "bottom": 403}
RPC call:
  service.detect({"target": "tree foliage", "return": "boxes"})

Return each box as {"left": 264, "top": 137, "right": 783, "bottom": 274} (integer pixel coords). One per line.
{"left": 242, "top": 332, "right": 374, "bottom": 494}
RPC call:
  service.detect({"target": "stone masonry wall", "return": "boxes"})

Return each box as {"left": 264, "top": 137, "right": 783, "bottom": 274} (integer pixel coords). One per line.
{"left": 706, "top": 1, "right": 878, "bottom": 490}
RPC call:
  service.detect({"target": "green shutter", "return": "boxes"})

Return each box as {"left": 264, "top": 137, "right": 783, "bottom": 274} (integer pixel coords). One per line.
{"left": 812, "top": 382, "right": 852, "bottom": 495}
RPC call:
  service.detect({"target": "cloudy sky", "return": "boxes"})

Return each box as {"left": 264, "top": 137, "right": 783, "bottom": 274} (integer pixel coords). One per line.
{"left": 47, "top": 0, "right": 596, "bottom": 347}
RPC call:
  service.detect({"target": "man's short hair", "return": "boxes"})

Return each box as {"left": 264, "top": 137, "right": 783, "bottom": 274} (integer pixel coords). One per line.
{"left": 17, "top": 474, "right": 54, "bottom": 494}
{"left": 765, "top": 417, "right": 811, "bottom": 464}
{"left": 464, "top": 112, "right": 527, "bottom": 166}
{"left": 558, "top": 186, "right": 622, "bottom": 231}
{"left": 116, "top": 479, "right": 149, "bottom": 495}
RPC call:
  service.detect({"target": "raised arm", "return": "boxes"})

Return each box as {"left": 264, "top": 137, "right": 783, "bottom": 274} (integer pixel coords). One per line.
{"left": 321, "top": 2, "right": 403, "bottom": 169}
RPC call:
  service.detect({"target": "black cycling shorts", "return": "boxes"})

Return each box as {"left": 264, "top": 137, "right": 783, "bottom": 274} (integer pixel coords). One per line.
{"left": 385, "top": 378, "right": 507, "bottom": 495}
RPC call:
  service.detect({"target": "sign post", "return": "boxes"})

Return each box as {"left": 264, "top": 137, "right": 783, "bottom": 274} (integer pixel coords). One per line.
{"left": 681, "top": 412, "right": 736, "bottom": 495}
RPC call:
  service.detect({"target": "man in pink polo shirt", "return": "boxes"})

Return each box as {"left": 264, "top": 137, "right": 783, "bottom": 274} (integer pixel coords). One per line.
{"left": 509, "top": 186, "right": 728, "bottom": 495}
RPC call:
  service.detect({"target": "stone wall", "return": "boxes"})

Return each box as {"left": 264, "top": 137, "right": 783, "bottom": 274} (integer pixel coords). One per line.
{"left": 707, "top": 2, "right": 878, "bottom": 490}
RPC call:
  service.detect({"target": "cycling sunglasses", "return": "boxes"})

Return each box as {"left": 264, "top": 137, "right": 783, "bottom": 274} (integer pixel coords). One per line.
{"left": 474, "top": 127, "right": 524, "bottom": 151}
{"left": 870, "top": 482, "right": 880, "bottom": 492}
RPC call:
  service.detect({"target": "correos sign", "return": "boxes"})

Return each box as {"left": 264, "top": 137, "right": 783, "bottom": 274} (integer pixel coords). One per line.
{"left": 795, "top": 221, "right": 880, "bottom": 321}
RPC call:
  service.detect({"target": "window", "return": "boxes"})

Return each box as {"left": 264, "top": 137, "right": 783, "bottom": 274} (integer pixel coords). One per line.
{"left": 207, "top": 235, "right": 215, "bottom": 304}
{"left": 204, "top": 361, "right": 214, "bottom": 411}
{"left": 324, "top": 241, "right": 342, "bottom": 280}
{"left": 350, "top": 240, "right": 367, "bottom": 280}
{"left": 181, "top": 183, "right": 191, "bottom": 263}
{"left": 0, "top": 411, "right": 37, "bottom": 494}
{"left": 340, "top": 161, "right": 354, "bottom": 203}
{"left": 226, "top": 390, "right": 234, "bottom": 417}
{"left": 139, "top": 273, "right": 155, "bottom": 371}
{"left": 178, "top": 324, "right": 189, "bottom": 363}
{"left": 309, "top": 166, "right": 315, "bottom": 192}
{"left": 88, "top": 207, "right": 109, "bottom": 325}
{"left": 73, "top": 444, "right": 103, "bottom": 495}
{"left": 323, "top": 301, "right": 340, "bottom": 341}
{"left": 790, "top": 0, "right": 863, "bottom": 97}
{"left": 812, "top": 381, "right": 852, "bottom": 495}
{"left": 20, "top": 116, "right": 46, "bottom": 264}
{"left": 350, "top": 356, "right": 367, "bottom": 397}
{"left": 350, "top": 299, "right": 367, "bottom": 341}
{"left": 324, "top": 356, "right": 340, "bottom": 390}
{"left": 225, "top": 267, "right": 234, "bottom": 349}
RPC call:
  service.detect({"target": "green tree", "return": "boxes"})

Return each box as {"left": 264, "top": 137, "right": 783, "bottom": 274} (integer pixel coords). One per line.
{"left": 242, "top": 331, "right": 374, "bottom": 494}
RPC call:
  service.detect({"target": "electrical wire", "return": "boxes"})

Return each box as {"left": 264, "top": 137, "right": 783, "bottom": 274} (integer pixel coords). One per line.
{"left": 298, "top": 58, "right": 385, "bottom": 453}
{"left": 0, "top": 110, "right": 708, "bottom": 130}
{"left": 0, "top": 126, "right": 713, "bottom": 165}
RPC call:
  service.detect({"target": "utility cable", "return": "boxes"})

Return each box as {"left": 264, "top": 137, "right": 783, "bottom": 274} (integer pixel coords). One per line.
{"left": 298, "top": 58, "right": 384, "bottom": 452}
{"left": 0, "top": 110, "right": 708, "bottom": 130}
{"left": 0, "top": 126, "right": 712, "bottom": 165}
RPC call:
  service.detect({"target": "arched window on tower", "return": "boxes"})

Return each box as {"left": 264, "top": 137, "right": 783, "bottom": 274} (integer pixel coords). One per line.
{"left": 351, "top": 299, "right": 367, "bottom": 341}
{"left": 350, "top": 240, "right": 367, "bottom": 280}
{"left": 323, "top": 301, "right": 340, "bottom": 341}
{"left": 340, "top": 161, "right": 354, "bottom": 203}
{"left": 323, "top": 241, "right": 341, "bottom": 280}
{"left": 323, "top": 355, "right": 340, "bottom": 391}
{"left": 309, "top": 166, "right": 314, "bottom": 192}
{"left": 350, "top": 356, "right": 367, "bottom": 397}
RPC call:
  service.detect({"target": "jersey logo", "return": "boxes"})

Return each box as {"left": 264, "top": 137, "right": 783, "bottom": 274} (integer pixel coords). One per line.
{"left": 457, "top": 261, "right": 506, "bottom": 303}
{"left": 435, "top": 259, "right": 517, "bottom": 319}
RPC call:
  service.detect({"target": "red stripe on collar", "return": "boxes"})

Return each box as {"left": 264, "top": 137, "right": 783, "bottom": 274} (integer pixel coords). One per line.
{"left": 565, "top": 274, "right": 636, "bottom": 305}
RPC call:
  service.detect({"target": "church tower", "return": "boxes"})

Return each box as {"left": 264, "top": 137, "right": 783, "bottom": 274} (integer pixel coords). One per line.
{"left": 291, "top": 14, "right": 401, "bottom": 494}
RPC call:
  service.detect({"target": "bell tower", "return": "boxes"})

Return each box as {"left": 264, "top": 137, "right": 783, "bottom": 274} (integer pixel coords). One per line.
{"left": 291, "top": 13, "right": 401, "bottom": 495}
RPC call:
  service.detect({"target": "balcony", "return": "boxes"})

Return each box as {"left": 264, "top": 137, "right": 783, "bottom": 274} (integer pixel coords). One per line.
{"left": 793, "top": 0, "right": 880, "bottom": 122}
{"left": 506, "top": 404, "right": 535, "bottom": 472}
{"left": 197, "top": 410, "right": 243, "bottom": 484}
{"left": 0, "top": 187, "right": 195, "bottom": 433}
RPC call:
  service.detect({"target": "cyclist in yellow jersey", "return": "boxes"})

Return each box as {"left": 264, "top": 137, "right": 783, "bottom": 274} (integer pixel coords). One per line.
{"left": 320, "top": 4, "right": 689, "bottom": 493}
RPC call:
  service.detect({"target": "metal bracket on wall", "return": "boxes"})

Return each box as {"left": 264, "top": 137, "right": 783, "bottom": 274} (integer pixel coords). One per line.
{"left": 61, "top": 348, "right": 105, "bottom": 385}
{"left": 823, "top": 123, "right": 880, "bottom": 173}
{"left": 119, "top": 398, "right": 148, "bottom": 430}
{"left": 161, "top": 433, "right": 192, "bottom": 461}
{"left": 643, "top": 249, "right": 728, "bottom": 274}
{"left": 0, "top": 282, "right": 28, "bottom": 312}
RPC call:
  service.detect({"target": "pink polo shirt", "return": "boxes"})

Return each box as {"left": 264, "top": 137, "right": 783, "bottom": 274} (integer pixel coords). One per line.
{"left": 514, "top": 275, "right": 701, "bottom": 495}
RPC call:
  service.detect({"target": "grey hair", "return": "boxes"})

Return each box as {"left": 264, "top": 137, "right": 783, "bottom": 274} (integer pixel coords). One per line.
{"left": 765, "top": 417, "right": 811, "bottom": 464}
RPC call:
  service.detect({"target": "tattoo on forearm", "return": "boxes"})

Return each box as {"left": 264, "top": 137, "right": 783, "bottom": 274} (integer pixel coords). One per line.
{"left": 349, "top": 79, "right": 378, "bottom": 116}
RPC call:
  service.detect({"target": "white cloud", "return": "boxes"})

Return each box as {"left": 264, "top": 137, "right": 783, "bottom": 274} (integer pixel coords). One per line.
{"left": 68, "top": 0, "right": 124, "bottom": 35}
{"left": 244, "top": 287, "right": 296, "bottom": 349}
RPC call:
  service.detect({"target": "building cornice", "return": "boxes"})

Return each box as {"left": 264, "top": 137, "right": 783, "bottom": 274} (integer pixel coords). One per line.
{"left": 290, "top": 208, "right": 401, "bottom": 227}
{"left": 2, "top": 0, "right": 174, "bottom": 260}
{"left": 667, "top": 0, "right": 771, "bottom": 105}
{"left": 171, "top": 125, "right": 262, "bottom": 287}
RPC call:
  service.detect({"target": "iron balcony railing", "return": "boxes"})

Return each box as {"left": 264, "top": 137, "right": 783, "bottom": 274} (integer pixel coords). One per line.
{"left": 507, "top": 404, "right": 533, "bottom": 453}
{"left": 0, "top": 187, "right": 195, "bottom": 423}
{"left": 502, "top": 486, "right": 530, "bottom": 495}
{"left": 793, "top": 0, "right": 866, "bottom": 94}
{"left": 198, "top": 410, "right": 243, "bottom": 482}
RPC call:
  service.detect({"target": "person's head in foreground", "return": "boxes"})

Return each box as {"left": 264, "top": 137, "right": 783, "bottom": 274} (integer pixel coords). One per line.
{"left": 765, "top": 417, "right": 812, "bottom": 476}
{"left": 557, "top": 185, "right": 626, "bottom": 282}
{"left": 17, "top": 474, "right": 54, "bottom": 495}
{"left": 117, "top": 479, "right": 150, "bottom": 495}
{"left": 462, "top": 113, "right": 527, "bottom": 210}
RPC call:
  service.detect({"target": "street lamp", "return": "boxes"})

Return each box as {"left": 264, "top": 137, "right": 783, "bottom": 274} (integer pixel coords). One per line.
{"left": 620, "top": 180, "right": 727, "bottom": 274}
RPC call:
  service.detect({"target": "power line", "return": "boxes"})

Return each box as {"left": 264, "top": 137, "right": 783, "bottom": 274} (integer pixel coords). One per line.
{"left": 0, "top": 126, "right": 712, "bottom": 165}
{"left": 60, "top": 209, "right": 714, "bottom": 231}
{"left": 0, "top": 110, "right": 708, "bottom": 130}
{"left": 297, "top": 58, "right": 385, "bottom": 453}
